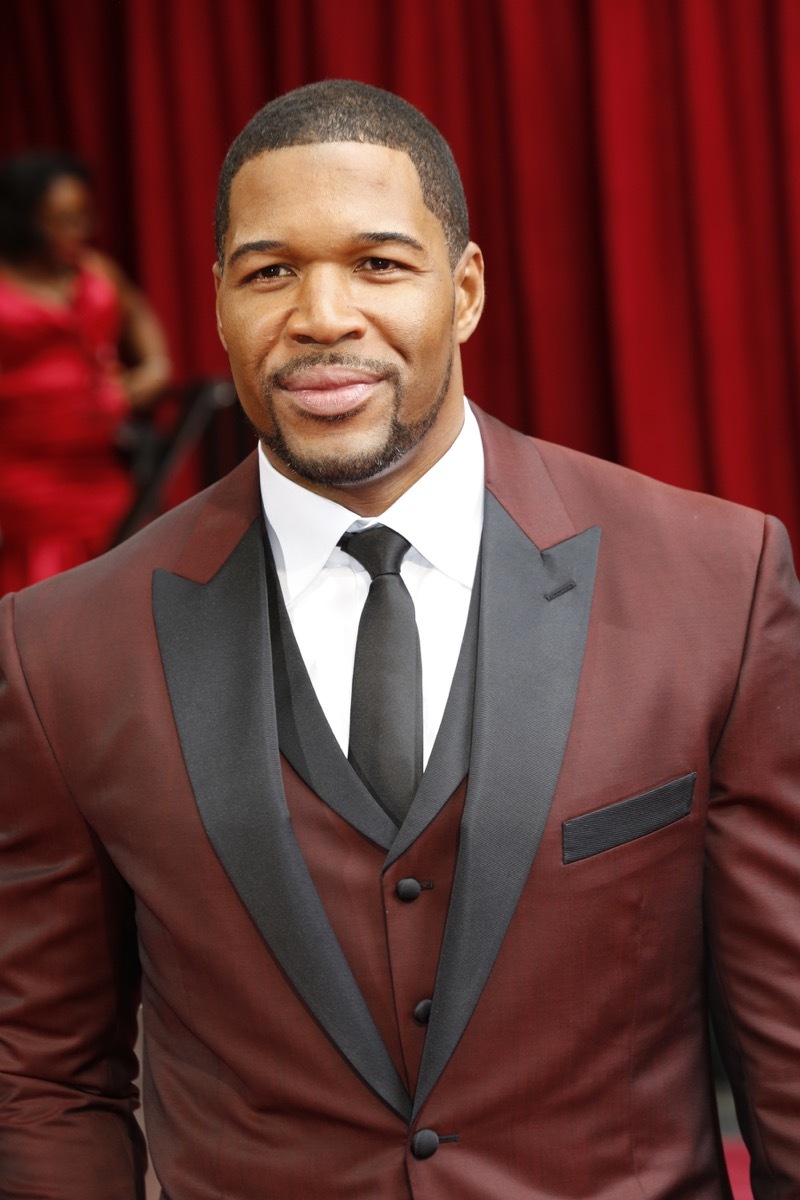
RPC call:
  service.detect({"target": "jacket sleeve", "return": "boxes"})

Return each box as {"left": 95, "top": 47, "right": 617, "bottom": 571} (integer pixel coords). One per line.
{"left": 0, "top": 592, "right": 146, "bottom": 1199}
{"left": 706, "top": 514, "right": 800, "bottom": 1198}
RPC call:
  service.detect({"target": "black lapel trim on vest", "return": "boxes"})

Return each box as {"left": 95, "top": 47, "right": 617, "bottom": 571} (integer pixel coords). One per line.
{"left": 266, "top": 536, "right": 481, "bottom": 861}
{"left": 152, "top": 522, "right": 411, "bottom": 1120}
{"left": 412, "top": 493, "right": 601, "bottom": 1119}
{"left": 265, "top": 541, "right": 399, "bottom": 847}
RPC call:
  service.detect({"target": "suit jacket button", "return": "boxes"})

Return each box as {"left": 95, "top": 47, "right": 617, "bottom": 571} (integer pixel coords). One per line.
{"left": 413, "top": 998, "right": 432, "bottom": 1026}
{"left": 396, "top": 878, "right": 422, "bottom": 902}
{"left": 411, "top": 1129, "right": 439, "bottom": 1159}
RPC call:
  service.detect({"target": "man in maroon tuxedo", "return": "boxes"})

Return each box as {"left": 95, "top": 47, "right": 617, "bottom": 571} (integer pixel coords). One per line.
{"left": 2, "top": 81, "right": 799, "bottom": 1199}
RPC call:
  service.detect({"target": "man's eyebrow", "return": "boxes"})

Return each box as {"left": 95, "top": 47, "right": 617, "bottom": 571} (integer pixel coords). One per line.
{"left": 356, "top": 231, "right": 426, "bottom": 253}
{"left": 226, "top": 239, "right": 285, "bottom": 268}
{"left": 225, "top": 231, "right": 426, "bottom": 270}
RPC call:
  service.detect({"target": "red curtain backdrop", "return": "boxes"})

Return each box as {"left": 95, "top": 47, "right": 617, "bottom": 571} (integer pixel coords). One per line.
{"left": 3, "top": 0, "right": 800, "bottom": 548}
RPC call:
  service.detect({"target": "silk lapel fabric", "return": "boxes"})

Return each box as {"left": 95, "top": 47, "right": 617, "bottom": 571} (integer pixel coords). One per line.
{"left": 412, "top": 495, "right": 600, "bottom": 1118}
{"left": 153, "top": 522, "right": 412, "bottom": 1121}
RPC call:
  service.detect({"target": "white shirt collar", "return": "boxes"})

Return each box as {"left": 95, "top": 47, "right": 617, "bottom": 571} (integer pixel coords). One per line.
{"left": 260, "top": 399, "right": 484, "bottom": 602}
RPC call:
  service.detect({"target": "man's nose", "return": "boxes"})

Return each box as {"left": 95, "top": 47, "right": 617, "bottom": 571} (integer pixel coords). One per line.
{"left": 285, "top": 267, "right": 367, "bottom": 345}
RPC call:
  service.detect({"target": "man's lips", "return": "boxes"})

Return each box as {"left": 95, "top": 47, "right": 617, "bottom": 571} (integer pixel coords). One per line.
{"left": 277, "top": 366, "right": 386, "bottom": 417}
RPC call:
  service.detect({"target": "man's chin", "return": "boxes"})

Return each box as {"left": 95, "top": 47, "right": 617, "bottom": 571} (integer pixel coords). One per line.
{"left": 262, "top": 434, "right": 404, "bottom": 490}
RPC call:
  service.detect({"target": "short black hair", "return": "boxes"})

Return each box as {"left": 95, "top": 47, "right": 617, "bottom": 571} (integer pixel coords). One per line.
{"left": 216, "top": 80, "right": 469, "bottom": 269}
{"left": 0, "top": 150, "right": 91, "bottom": 262}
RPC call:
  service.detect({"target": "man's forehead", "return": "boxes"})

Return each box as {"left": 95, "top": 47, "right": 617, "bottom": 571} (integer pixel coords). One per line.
{"left": 231, "top": 141, "right": 420, "bottom": 191}
{"left": 224, "top": 142, "right": 440, "bottom": 248}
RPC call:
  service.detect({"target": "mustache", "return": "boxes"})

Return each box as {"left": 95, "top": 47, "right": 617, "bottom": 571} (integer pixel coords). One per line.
{"left": 266, "top": 352, "right": 400, "bottom": 390}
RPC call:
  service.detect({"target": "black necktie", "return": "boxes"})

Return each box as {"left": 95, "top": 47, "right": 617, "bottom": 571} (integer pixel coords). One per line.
{"left": 339, "top": 525, "right": 423, "bottom": 824}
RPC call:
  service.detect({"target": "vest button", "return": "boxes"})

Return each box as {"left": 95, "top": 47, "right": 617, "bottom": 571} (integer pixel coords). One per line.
{"left": 396, "top": 878, "right": 422, "bottom": 902}
{"left": 410, "top": 1129, "right": 439, "bottom": 1159}
{"left": 413, "top": 998, "right": 432, "bottom": 1026}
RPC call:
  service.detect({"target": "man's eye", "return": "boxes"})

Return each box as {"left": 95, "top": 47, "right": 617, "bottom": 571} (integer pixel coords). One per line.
{"left": 360, "top": 257, "right": 399, "bottom": 272}
{"left": 247, "top": 264, "right": 293, "bottom": 281}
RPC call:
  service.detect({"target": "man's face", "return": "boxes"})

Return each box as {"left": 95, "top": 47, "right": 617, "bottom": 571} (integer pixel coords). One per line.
{"left": 214, "top": 141, "right": 484, "bottom": 512}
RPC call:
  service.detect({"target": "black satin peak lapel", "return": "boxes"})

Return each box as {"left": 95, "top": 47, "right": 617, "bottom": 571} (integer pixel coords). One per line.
{"left": 413, "top": 493, "right": 600, "bottom": 1118}
{"left": 152, "top": 522, "right": 411, "bottom": 1120}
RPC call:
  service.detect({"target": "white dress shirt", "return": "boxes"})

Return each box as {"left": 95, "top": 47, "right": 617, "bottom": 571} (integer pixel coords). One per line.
{"left": 260, "top": 400, "right": 485, "bottom": 765}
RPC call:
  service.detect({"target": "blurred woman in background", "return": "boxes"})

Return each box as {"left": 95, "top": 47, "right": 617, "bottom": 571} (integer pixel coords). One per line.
{"left": 0, "top": 150, "right": 171, "bottom": 593}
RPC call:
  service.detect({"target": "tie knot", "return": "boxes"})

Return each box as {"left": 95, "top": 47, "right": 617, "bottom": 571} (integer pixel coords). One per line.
{"left": 339, "top": 525, "right": 411, "bottom": 579}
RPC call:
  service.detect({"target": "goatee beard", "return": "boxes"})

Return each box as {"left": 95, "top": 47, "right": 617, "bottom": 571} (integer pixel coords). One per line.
{"left": 253, "top": 350, "right": 453, "bottom": 490}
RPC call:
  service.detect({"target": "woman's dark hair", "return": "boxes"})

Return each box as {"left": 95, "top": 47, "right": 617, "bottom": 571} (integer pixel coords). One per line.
{"left": 0, "top": 150, "right": 91, "bottom": 262}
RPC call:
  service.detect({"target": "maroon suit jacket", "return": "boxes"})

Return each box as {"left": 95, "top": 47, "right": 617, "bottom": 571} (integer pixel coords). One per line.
{"left": 2, "top": 407, "right": 799, "bottom": 1199}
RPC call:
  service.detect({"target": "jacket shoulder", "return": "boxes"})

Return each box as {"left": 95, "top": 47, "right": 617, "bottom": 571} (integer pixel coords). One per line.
{"left": 532, "top": 435, "right": 768, "bottom": 548}
{"left": 477, "top": 405, "right": 765, "bottom": 535}
{"left": 474, "top": 403, "right": 775, "bottom": 580}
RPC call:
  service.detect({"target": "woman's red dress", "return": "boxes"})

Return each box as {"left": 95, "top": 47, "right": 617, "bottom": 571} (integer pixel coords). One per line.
{"left": 0, "top": 266, "right": 133, "bottom": 594}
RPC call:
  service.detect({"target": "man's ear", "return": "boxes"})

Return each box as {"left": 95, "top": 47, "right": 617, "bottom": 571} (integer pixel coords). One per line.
{"left": 454, "top": 242, "right": 485, "bottom": 345}
{"left": 212, "top": 261, "right": 228, "bottom": 351}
